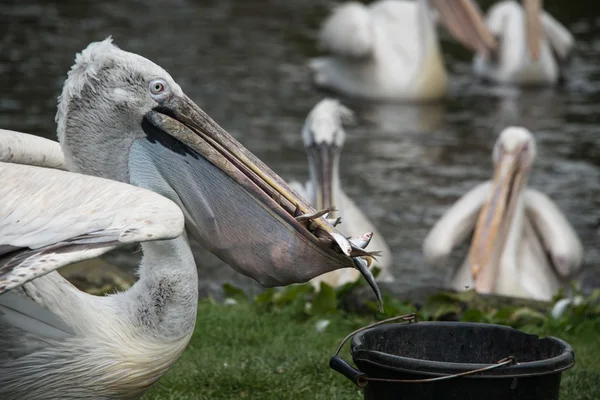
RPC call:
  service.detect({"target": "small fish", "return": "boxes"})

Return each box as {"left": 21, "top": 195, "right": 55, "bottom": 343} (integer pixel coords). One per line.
{"left": 350, "top": 247, "right": 381, "bottom": 259}
{"left": 295, "top": 207, "right": 337, "bottom": 223}
{"left": 326, "top": 217, "right": 342, "bottom": 227}
{"left": 330, "top": 232, "right": 353, "bottom": 256}
{"left": 348, "top": 232, "right": 373, "bottom": 249}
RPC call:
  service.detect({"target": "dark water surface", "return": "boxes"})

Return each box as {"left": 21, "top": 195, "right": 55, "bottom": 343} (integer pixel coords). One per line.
{"left": 2, "top": 0, "right": 600, "bottom": 294}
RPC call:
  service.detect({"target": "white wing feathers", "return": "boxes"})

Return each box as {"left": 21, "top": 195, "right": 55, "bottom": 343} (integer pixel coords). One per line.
{"left": 0, "top": 129, "right": 66, "bottom": 170}
{"left": 0, "top": 162, "right": 185, "bottom": 294}
{"left": 541, "top": 11, "right": 574, "bottom": 62}
{"left": 524, "top": 188, "right": 583, "bottom": 278}
{"left": 423, "top": 182, "right": 492, "bottom": 266}
{"left": 319, "top": 2, "right": 374, "bottom": 59}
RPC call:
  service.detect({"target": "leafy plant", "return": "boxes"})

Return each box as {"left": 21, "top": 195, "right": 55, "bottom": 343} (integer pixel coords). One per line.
{"left": 222, "top": 278, "right": 600, "bottom": 331}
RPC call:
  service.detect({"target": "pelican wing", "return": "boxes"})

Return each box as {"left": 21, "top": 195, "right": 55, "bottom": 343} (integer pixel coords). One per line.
{"left": 319, "top": 2, "right": 374, "bottom": 59}
{"left": 0, "top": 129, "right": 66, "bottom": 170}
{"left": 524, "top": 188, "right": 583, "bottom": 278}
{"left": 541, "top": 11, "right": 574, "bottom": 62}
{"left": 423, "top": 182, "right": 492, "bottom": 266}
{"left": 0, "top": 162, "right": 184, "bottom": 294}
{"left": 515, "top": 217, "right": 562, "bottom": 301}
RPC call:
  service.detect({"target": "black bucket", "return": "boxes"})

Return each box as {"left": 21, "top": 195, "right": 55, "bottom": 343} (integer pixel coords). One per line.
{"left": 330, "top": 320, "right": 575, "bottom": 400}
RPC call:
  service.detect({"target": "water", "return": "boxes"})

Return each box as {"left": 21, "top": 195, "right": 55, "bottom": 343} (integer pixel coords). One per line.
{"left": 2, "top": 0, "right": 600, "bottom": 295}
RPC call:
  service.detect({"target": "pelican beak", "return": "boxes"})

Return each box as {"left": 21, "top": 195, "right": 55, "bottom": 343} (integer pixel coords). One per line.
{"left": 467, "top": 143, "right": 529, "bottom": 293}
{"left": 128, "top": 94, "right": 380, "bottom": 302}
{"left": 308, "top": 142, "right": 340, "bottom": 219}
{"left": 523, "top": 0, "right": 543, "bottom": 60}
{"left": 431, "top": 0, "right": 497, "bottom": 58}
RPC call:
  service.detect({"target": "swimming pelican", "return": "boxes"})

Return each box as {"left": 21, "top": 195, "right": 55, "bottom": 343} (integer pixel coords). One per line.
{"left": 309, "top": 0, "right": 496, "bottom": 101}
{"left": 289, "top": 99, "right": 393, "bottom": 288}
{"left": 423, "top": 127, "right": 583, "bottom": 301}
{"left": 0, "top": 39, "right": 381, "bottom": 399}
{"left": 473, "top": 0, "right": 575, "bottom": 85}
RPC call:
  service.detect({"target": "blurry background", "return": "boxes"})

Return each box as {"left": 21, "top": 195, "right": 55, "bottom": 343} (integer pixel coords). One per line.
{"left": 1, "top": 0, "right": 599, "bottom": 295}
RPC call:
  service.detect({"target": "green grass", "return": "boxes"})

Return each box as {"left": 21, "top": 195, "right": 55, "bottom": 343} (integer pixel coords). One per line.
{"left": 144, "top": 300, "right": 600, "bottom": 400}
{"left": 527, "top": 321, "right": 600, "bottom": 399}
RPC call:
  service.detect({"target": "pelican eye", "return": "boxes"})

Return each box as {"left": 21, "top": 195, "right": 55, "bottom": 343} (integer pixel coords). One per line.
{"left": 149, "top": 79, "right": 168, "bottom": 97}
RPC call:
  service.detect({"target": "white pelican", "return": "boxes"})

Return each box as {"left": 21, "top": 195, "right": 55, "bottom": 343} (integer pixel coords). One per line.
{"left": 423, "top": 127, "right": 583, "bottom": 301}
{"left": 309, "top": 0, "right": 496, "bottom": 101}
{"left": 473, "top": 0, "right": 575, "bottom": 85}
{"left": 289, "top": 99, "right": 393, "bottom": 288}
{"left": 0, "top": 39, "right": 381, "bottom": 399}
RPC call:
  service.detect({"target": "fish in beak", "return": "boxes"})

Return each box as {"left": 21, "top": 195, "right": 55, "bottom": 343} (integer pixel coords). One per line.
{"left": 128, "top": 94, "right": 382, "bottom": 306}
{"left": 523, "top": 0, "right": 543, "bottom": 60}
{"left": 430, "top": 0, "right": 497, "bottom": 59}
{"left": 467, "top": 131, "right": 533, "bottom": 293}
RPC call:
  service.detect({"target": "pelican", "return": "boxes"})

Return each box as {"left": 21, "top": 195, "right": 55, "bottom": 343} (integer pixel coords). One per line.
{"left": 309, "top": 0, "right": 496, "bottom": 101}
{"left": 473, "top": 0, "right": 575, "bottom": 85}
{"left": 289, "top": 99, "right": 393, "bottom": 288}
{"left": 423, "top": 127, "right": 583, "bottom": 301}
{"left": 0, "top": 38, "right": 382, "bottom": 399}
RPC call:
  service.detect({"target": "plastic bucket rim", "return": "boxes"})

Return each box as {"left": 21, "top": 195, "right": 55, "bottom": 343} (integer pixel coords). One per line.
{"left": 352, "top": 350, "right": 574, "bottom": 379}
{"left": 350, "top": 321, "right": 575, "bottom": 379}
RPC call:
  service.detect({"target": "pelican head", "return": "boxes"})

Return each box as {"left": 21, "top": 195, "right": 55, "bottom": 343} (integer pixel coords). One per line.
{"left": 301, "top": 99, "right": 353, "bottom": 219}
{"left": 55, "top": 38, "right": 380, "bottom": 293}
{"left": 468, "top": 127, "right": 536, "bottom": 292}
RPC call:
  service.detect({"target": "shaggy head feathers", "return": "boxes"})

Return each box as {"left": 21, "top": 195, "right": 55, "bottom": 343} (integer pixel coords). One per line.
{"left": 54, "top": 38, "right": 183, "bottom": 181}
{"left": 301, "top": 98, "right": 354, "bottom": 149}
{"left": 55, "top": 37, "right": 181, "bottom": 144}
{"left": 493, "top": 126, "right": 537, "bottom": 167}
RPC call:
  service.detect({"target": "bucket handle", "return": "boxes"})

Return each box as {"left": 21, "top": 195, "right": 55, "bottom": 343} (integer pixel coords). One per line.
{"left": 329, "top": 313, "right": 515, "bottom": 388}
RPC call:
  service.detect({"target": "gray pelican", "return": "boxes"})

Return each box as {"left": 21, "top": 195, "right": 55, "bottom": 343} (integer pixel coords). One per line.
{"left": 289, "top": 99, "right": 393, "bottom": 288}
{"left": 473, "top": 0, "right": 575, "bottom": 85}
{"left": 309, "top": 0, "right": 496, "bottom": 101}
{"left": 0, "top": 39, "right": 381, "bottom": 399}
{"left": 423, "top": 127, "right": 583, "bottom": 301}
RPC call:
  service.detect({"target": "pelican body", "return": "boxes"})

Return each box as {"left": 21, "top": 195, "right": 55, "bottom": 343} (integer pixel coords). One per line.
{"left": 423, "top": 127, "right": 583, "bottom": 301}
{"left": 473, "top": 0, "right": 575, "bottom": 85}
{"left": 289, "top": 99, "right": 393, "bottom": 288}
{"left": 309, "top": 0, "right": 495, "bottom": 101}
{"left": 0, "top": 39, "right": 381, "bottom": 399}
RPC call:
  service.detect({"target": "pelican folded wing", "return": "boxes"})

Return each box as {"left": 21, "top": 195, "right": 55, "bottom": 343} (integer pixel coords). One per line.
{"left": 0, "top": 162, "right": 184, "bottom": 294}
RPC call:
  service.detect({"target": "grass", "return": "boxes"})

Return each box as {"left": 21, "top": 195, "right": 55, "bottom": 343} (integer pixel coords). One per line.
{"left": 144, "top": 298, "right": 600, "bottom": 400}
